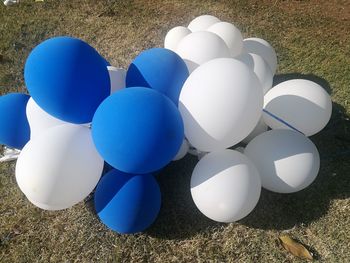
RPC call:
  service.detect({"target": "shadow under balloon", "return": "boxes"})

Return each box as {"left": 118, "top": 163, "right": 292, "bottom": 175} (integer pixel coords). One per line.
{"left": 147, "top": 73, "right": 350, "bottom": 238}
{"left": 146, "top": 154, "right": 225, "bottom": 239}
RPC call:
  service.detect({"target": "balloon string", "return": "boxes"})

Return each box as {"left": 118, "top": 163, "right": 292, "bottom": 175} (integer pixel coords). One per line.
{"left": 262, "top": 109, "right": 304, "bottom": 135}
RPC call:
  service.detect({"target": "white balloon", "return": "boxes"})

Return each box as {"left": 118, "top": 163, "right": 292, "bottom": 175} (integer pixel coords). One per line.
{"left": 26, "top": 98, "right": 67, "bottom": 139}
{"left": 191, "top": 149, "right": 261, "bottom": 222}
{"left": 243, "top": 37, "right": 277, "bottom": 74}
{"left": 179, "top": 58, "right": 263, "bottom": 152}
{"left": 207, "top": 22, "right": 243, "bottom": 57}
{"left": 107, "top": 66, "right": 126, "bottom": 94}
{"left": 244, "top": 129, "right": 320, "bottom": 193}
{"left": 164, "top": 26, "right": 191, "bottom": 51}
{"left": 263, "top": 79, "right": 332, "bottom": 136}
{"left": 16, "top": 124, "right": 104, "bottom": 210}
{"left": 235, "top": 53, "right": 273, "bottom": 94}
{"left": 242, "top": 117, "right": 268, "bottom": 144}
{"left": 176, "top": 31, "right": 231, "bottom": 67}
{"left": 172, "top": 139, "right": 189, "bottom": 161}
{"left": 27, "top": 197, "right": 71, "bottom": 211}
{"left": 188, "top": 15, "right": 221, "bottom": 32}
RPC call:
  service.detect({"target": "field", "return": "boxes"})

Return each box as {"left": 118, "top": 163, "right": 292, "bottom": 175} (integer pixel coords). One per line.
{"left": 0, "top": 0, "right": 349, "bottom": 262}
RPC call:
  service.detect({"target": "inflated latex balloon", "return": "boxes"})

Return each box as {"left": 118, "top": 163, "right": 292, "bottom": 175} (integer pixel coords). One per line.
{"left": 243, "top": 37, "right": 277, "bottom": 74}
{"left": 191, "top": 149, "right": 261, "bottom": 222}
{"left": 126, "top": 48, "right": 189, "bottom": 105}
{"left": 245, "top": 129, "right": 320, "bottom": 193}
{"left": 92, "top": 87, "right": 184, "bottom": 174}
{"left": 94, "top": 169, "right": 161, "bottom": 234}
{"left": 0, "top": 93, "right": 30, "bottom": 149}
{"left": 24, "top": 36, "right": 110, "bottom": 124}
{"left": 207, "top": 22, "right": 243, "bottom": 57}
{"left": 176, "top": 31, "right": 230, "bottom": 67}
{"left": 26, "top": 98, "right": 67, "bottom": 139}
{"left": 188, "top": 15, "right": 221, "bottom": 32}
{"left": 236, "top": 53, "right": 273, "bottom": 94}
{"left": 242, "top": 117, "right": 268, "bottom": 144}
{"left": 172, "top": 139, "right": 189, "bottom": 161}
{"left": 263, "top": 79, "right": 332, "bottom": 136}
{"left": 179, "top": 58, "right": 263, "bottom": 152}
{"left": 107, "top": 66, "right": 126, "bottom": 94}
{"left": 164, "top": 26, "right": 191, "bottom": 51}
{"left": 16, "top": 124, "right": 104, "bottom": 210}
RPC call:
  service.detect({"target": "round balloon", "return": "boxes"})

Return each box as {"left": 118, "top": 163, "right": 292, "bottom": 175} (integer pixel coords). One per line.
{"left": 188, "top": 15, "right": 221, "bottom": 32}
{"left": 26, "top": 98, "right": 67, "bottom": 139}
{"left": 126, "top": 48, "right": 189, "bottom": 105}
{"left": 207, "top": 22, "right": 243, "bottom": 57}
{"left": 94, "top": 169, "right": 161, "bottom": 234}
{"left": 107, "top": 66, "right": 126, "bottom": 94}
{"left": 164, "top": 26, "right": 191, "bottom": 51}
{"left": 92, "top": 87, "right": 184, "bottom": 174}
{"left": 0, "top": 93, "right": 30, "bottom": 149}
{"left": 243, "top": 37, "right": 277, "bottom": 74}
{"left": 236, "top": 53, "right": 273, "bottom": 94}
{"left": 244, "top": 129, "right": 320, "bottom": 193}
{"left": 24, "top": 36, "right": 110, "bottom": 124}
{"left": 16, "top": 124, "right": 104, "bottom": 210}
{"left": 179, "top": 58, "right": 263, "bottom": 152}
{"left": 263, "top": 79, "right": 332, "bottom": 136}
{"left": 172, "top": 139, "right": 189, "bottom": 161}
{"left": 191, "top": 149, "right": 261, "bottom": 222}
{"left": 176, "top": 31, "right": 230, "bottom": 67}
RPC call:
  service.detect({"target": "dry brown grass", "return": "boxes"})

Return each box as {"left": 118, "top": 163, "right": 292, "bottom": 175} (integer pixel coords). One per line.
{"left": 1, "top": 0, "right": 350, "bottom": 262}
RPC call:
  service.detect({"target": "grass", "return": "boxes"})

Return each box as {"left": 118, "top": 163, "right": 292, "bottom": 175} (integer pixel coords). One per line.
{"left": 1, "top": 0, "right": 350, "bottom": 262}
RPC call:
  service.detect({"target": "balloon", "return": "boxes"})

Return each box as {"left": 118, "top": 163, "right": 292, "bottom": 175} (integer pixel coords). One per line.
{"left": 26, "top": 98, "right": 67, "bottom": 139}
{"left": 94, "top": 169, "right": 161, "bottom": 234}
{"left": 126, "top": 48, "right": 189, "bottom": 105}
{"left": 92, "top": 87, "right": 184, "bottom": 174}
{"left": 24, "top": 36, "right": 110, "bottom": 124}
{"left": 191, "top": 149, "right": 261, "bottom": 222}
{"left": 188, "top": 15, "right": 221, "bottom": 32}
{"left": 0, "top": 93, "right": 30, "bottom": 149}
{"left": 107, "top": 66, "right": 126, "bottom": 94}
{"left": 172, "top": 139, "right": 189, "bottom": 161}
{"left": 164, "top": 26, "right": 191, "bottom": 51}
{"left": 16, "top": 124, "right": 104, "bottom": 210}
{"left": 176, "top": 31, "right": 230, "bottom": 67}
{"left": 207, "top": 22, "right": 243, "bottom": 57}
{"left": 243, "top": 37, "right": 277, "bottom": 74}
{"left": 244, "top": 129, "right": 320, "bottom": 193}
{"left": 179, "top": 58, "right": 263, "bottom": 152}
{"left": 263, "top": 79, "right": 332, "bottom": 136}
{"left": 235, "top": 53, "right": 273, "bottom": 94}
{"left": 242, "top": 117, "right": 268, "bottom": 144}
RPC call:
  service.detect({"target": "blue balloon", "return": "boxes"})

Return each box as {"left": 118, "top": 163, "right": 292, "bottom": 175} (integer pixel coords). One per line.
{"left": 94, "top": 169, "right": 161, "bottom": 234}
{"left": 0, "top": 93, "right": 30, "bottom": 149}
{"left": 92, "top": 87, "right": 184, "bottom": 174}
{"left": 24, "top": 36, "right": 110, "bottom": 124}
{"left": 126, "top": 48, "right": 189, "bottom": 105}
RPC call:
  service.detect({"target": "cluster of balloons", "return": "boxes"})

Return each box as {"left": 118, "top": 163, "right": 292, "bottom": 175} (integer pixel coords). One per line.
{"left": 0, "top": 14, "right": 332, "bottom": 232}
{"left": 164, "top": 15, "right": 332, "bottom": 223}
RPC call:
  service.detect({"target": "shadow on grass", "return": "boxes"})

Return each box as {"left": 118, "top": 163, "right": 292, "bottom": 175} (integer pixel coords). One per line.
{"left": 146, "top": 155, "right": 225, "bottom": 239}
{"left": 147, "top": 73, "right": 350, "bottom": 239}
